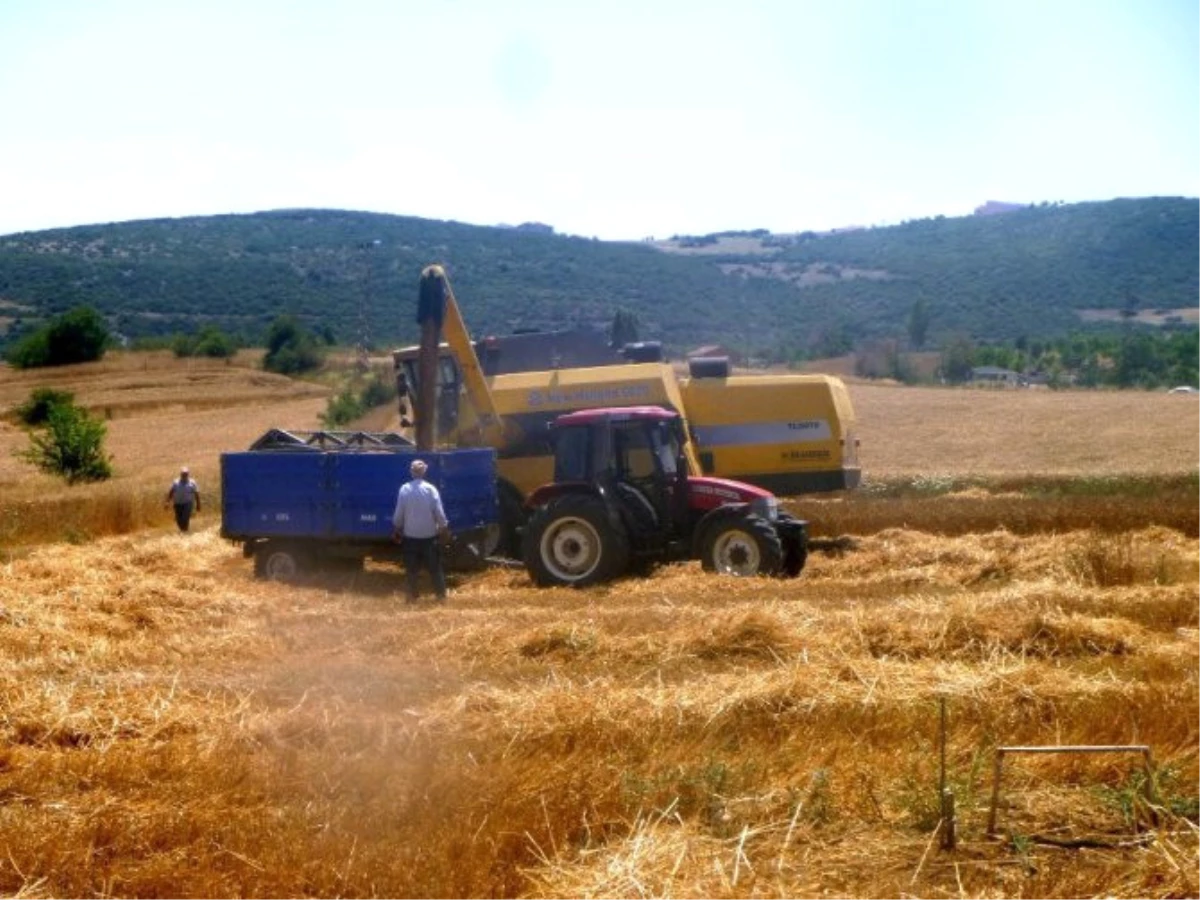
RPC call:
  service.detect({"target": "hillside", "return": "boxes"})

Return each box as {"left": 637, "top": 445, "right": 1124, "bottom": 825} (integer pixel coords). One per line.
{"left": 660, "top": 198, "right": 1199, "bottom": 347}
{"left": 0, "top": 198, "right": 1195, "bottom": 359}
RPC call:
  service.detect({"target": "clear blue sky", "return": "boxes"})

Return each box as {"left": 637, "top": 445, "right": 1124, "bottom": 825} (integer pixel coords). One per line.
{"left": 1, "top": 0, "right": 1196, "bottom": 240}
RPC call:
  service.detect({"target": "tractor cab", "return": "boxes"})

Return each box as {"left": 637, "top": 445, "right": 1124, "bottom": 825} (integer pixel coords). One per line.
{"left": 547, "top": 406, "right": 689, "bottom": 546}
{"left": 522, "top": 406, "right": 808, "bottom": 586}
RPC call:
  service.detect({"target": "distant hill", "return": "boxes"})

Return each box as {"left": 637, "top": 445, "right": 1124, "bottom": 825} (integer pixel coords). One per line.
{"left": 0, "top": 197, "right": 1195, "bottom": 360}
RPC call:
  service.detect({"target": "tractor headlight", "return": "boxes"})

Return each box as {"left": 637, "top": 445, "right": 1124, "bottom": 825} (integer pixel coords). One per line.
{"left": 750, "top": 496, "right": 778, "bottom": 522}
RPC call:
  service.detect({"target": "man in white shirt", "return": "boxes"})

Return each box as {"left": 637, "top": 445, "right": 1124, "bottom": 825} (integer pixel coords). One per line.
{"left": 165, "top": 466, "right": 201, "bottom": 533}
{"left": 392, "top": 459, "right": 450, "bottom": 603}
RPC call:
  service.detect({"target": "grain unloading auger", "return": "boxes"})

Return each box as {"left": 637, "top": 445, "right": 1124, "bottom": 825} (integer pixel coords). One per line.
{"left": 399, "top": 264, "right": 859, "bottom": 557}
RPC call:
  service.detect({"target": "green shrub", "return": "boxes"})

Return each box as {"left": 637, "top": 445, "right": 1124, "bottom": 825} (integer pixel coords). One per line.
{"left": 194, "top": 326, "right": 236, "bottom": 358}
{"left": 360, "top": 371, "right": 398, "bottom": 408}
{"left": 21, "top": 402, "right": 113, "bottom": 483}
{"left": 320, "top": 371, "right": 398, "bottom": 427}
{"left": 5, "top": 328, "right": 51, "bottom": 368}
{"left": 173, "top": 326, "right": 237, "bottom": 359}
{"left": 172, "top": 333, "right": 197, "bottom": 358}
{"left": 13, "top": 387, "right": 76, "bottom": 426}
{"left": 321, "top": 387, "right": 366, "bottom": 427}
{"left": 263, "top": 316, "right": 323, "bottom": 375}
{"left": 5, "top": 306, "right": 110, "bottom": 369}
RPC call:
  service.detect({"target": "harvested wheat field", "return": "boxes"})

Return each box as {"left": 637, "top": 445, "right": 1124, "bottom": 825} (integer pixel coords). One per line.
{"left": 0, "top": 525, "right": 1196, "bottom": 898}
{"left": 0, "top": 352, "right": 330, "bottom": 546}
{"left": 849, "top": 382, "right": 1200, "bottom": 478}
{"left": 0, "top": 353, "right": 1197, "bottom": 897}
{"left": 2, "top": 353, "right": 1197, "bottom": 547}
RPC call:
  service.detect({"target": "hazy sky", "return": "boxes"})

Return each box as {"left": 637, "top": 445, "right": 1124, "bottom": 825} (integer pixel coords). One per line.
{"left": 1, "top": 0, "right": 1196, "bottom": 240}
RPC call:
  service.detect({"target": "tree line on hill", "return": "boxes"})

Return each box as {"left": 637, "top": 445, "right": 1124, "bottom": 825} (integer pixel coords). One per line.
{"left": 2, "top": 305, "right": 329, "bottom": 374}
{"left": 854, "top": 329, "right": 1198, "bottom": 389}
{"left": 8, "top": 301, "right": 1196, "bottom": 393}
{"left": 5, "top": 298, "right": 1195, "bottom": 490}
{"left": 0, "top": 198, "right": 1194, "bottom": 385}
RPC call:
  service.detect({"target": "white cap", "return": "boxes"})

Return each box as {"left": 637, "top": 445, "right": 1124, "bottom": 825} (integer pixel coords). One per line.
{"left": 410, "top": 459, "right": 427, "bottom": 476}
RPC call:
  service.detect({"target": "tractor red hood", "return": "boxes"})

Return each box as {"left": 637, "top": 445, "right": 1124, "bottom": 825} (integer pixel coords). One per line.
{"left": 686, "top": 476, "right": 773, "bottom": 510}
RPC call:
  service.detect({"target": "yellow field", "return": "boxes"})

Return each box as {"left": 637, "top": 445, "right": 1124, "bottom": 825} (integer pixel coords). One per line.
{"left": 1, "top": 526, "right": 1195, "bottom": 898}
{"left": 0, "top": 353, "right": 1197, "bottom": 898}
{"left": 2, "top": 353, "right": 1196, "bottom": 546}
{"left": 850, "top": 382, "right": 1199, "bottom": 478}
{"left": 0, "top": 352, "right": 329, "bottom": 545}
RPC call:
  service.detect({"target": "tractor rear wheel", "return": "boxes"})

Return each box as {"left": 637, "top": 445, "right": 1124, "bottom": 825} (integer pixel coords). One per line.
{"left": 700, "top": 514, "right": 783, "bottom": 577}
{"left": 523, "top": 495, "right": 630, "bottom": 587}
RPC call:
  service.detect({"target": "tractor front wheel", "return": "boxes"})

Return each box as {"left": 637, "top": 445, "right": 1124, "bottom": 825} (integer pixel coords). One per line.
{"left": 700, "top": 514, "right": 783, "bottom": 577}
{"left": 523, "top": 495, "right": 630, "bottom": 587}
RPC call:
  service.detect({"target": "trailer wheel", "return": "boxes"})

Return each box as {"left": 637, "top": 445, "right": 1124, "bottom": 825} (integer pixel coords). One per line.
{"left": 700, "top": 514, "right": 782, "bottom": 577}
{"left": 483, "top": 480, "right": 526, "bottom": 560}
{"left": 523, "top": 495, "right": 630, "bottom": 587}
{"left": 254, "top": 542, "right": 310, "bottom": 581}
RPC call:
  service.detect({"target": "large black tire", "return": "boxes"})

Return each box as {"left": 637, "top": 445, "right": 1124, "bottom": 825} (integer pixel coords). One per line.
{"left": 523, "top": 495, "right": 630, "bottom": 587}
{"left": 253, "top": 541, "right": 312, "bottom": 582}
{"left": 777, "top": 513, "right": 808, "bottom": 578}
{"left": 780, "top": 536, "right": 807, "bottom": 578}
{"left": 483, "top": 480, "right": 527, "bottom": 560}
{"left": 699, "top": 514, "right": 783, "bottom": 577}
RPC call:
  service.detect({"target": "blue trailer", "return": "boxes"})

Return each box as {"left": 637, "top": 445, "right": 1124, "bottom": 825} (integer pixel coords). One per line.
{"left": 221, "top": 429, "right": 497, "bottom": 580}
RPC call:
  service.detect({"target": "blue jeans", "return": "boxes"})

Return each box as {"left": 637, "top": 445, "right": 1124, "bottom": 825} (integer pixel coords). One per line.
{"left": 173, "top": 503, "right": 194, "bottom": 532}
{"left": 402, "top": 537, "right": 446, "bottom": 601}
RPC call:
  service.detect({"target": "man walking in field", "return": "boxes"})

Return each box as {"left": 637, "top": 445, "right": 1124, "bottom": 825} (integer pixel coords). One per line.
{"left": 392, "top": 459, "right": 450, "bottom": 603}
{"left": 165, "top": 466, "right": 201, "bottom": 533}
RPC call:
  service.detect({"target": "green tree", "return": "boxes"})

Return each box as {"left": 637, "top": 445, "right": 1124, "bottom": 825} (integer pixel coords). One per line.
{"left": 940, "top": 334, "right": 976, "bottom": 383}
{"left": 907, "top": 299, "right": 931, "bottom": 349}
{"left": 609, "top": 309, "right": 640, "bottom": 348}
{"left": 320, "top": 370, "right": 397, "bottom": 427}
{"left": 5, "top": 328, "right": 51, "bottom": 368}
{"left": 194, "top": 325, "right": 236, "bottom": 358}
{"left": 1117, "top": 331, "right": 1169, "bottom": 388}
{"left": 320, "top": 387, "right": 365, "bottom": 427}
{"left": 5, "top": 305, "right": 110, "bottom": 369}
{"left": 812, "top": 322, "right": 854, "bottom": 359}
{"left": 22, "top": 401, "right": 113, "bottom": 483}
{"left": 13, "top": 387, "right": 76, "bottom": 426}
{"left": 172, "top": 332, "right": 196, "bottom": 358}
{"left": 263, "top": 315, "right": 323, "bottom": 375}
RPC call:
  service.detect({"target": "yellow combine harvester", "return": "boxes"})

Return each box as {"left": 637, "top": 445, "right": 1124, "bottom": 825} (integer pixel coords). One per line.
{"left": 395, "top": 266, "right": 860, "bottom": 553}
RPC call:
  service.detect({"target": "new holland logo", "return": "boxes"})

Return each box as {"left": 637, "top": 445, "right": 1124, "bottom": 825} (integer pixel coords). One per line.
{"left": 527, "top": 384, "right": 652, "bottom": 408}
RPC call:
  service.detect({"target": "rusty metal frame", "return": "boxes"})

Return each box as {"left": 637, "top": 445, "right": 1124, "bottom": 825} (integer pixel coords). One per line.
{"left": 986, "top": 744, "right": 1156, "bottom": 836}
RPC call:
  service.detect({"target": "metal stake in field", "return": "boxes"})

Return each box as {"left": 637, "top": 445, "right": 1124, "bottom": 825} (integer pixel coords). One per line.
{"left": 939, "top": 696, "right": 956, "bottom": 850}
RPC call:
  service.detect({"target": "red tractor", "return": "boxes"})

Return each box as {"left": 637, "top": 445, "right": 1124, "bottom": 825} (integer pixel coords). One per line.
{"left": 522, "top": 406, "right": 808, "bottom": 587}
